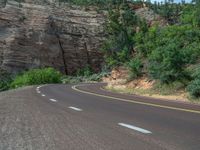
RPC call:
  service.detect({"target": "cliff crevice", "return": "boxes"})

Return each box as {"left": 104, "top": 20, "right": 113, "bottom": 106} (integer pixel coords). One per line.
{"left": 0, "top": 0, "right": 105, "bottom": 74}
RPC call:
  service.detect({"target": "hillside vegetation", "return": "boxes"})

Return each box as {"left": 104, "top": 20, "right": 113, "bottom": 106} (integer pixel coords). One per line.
{"left": 100, "top": 0, "right": 200, "bottom": 100}
{"left": 62, "top": 0, "right": 200, "bottom": 100}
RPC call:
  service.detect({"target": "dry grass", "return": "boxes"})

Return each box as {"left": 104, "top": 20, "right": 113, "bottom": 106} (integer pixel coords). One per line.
{"left": 105, "top": 85, "right": 190, "bottom": 102}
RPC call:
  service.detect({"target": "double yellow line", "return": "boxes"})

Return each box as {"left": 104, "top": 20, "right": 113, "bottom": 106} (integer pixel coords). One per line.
{"left": 72, "top": 85, "right": 200, "bottom": 114}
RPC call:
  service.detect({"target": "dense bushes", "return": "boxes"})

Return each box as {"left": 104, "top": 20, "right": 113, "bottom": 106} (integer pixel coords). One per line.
{"left": 62, "top": 71, "right": 108, "bottom": 84}
{"left": 127, "top": 58, "right": 143, "bottom": 79}
{"left": 76, "top": 65, "right": 93, "bottom": 77}
{"left": 187, "top": 79, "right": 200, "bottom": 98}
{"left": 0, "top": 66, "right": 108, "bottom": 91}
{"left": 135, "top": 25, "right": 200, "bottom": 84}
{"left": 0, "top": 69, "right": 13, "bottom": 91}
{"left": 102, "top": 2, "right": 140, "bottom": 68}
{"left": 151, "top": 0, "right": 182, "bottom": 24}
{"left": 10, "top": 68, "right": 62, "bottom": 88}
{"left": 62, "top": 65, "right": 109, "bottom": 83}
{"left": 131, "top": 1, "right": 200, "bottom": 99}
{"left": 98, "top": 0, "right": 200, "bottom": 99}
{"left": 187, "top": 67, "right": 200, "bottom": 98}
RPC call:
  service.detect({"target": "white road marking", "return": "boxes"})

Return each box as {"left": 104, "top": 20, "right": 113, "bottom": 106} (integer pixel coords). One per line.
{"left": 37, "top": 85, "right": 43, "bottom": 89}
{"left": 37, "top": 91, "right": 41, "bottom": 94}
{"left": 49, "top": 99, "right": 57, "bottom": 102}
{"left": 69, "top": 106, "right": 82, "bottom": 111}
{"left": 41, "top": 94, "right": 46, "bottom": 97}
{"left": 118, "top": 123, "right": 152, "bottom": 134}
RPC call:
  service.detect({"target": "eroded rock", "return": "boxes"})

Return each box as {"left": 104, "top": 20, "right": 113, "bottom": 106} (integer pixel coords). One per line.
{"left": 0, "top": 0, "right": 105, "bottom": 74}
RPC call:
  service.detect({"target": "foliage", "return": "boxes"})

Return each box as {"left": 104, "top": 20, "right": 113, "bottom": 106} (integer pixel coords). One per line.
{"left": 187, "top": 67, "right": 200, "bottom": 98}
{"left": 86, "top": 71, "right": 109, "bottom": 81}
{"left": 193, "top": 0, "right": 200, "bottom": 27}
{"left": 152, "top": 80, "right": 186, "bottom": 95}
{"left": 76, "top": 65, "right": 93, "bottom": 77}
{"left": 62, "top": 70, "right": 109, "bottom": 83}
{"left": 127, "top": 57, "right": 143, "bottom": 79}
{"left": 187, "top": 79, "right": 200, "bottom": 98}
{"left": 102, "top": 1, "right": 142, "bottom": 68}
{"left": 62, "top": 64, "right": 109, "bottom": 83}
{"left": 10, "top": 68, "right": 62, "bottom": 88}
{"left": 135, "top": 25, "right": 200, "bottom": 83}
{"left": 62, "top": 76, "right": 83, "bottom": 84}
{"left": 181, "top": 2, "right": 200, "bottom": 27}
{"left": 104, "top": 47, "right": 131, "bottom": 68}
{"left": 71, "top": 0, "right": 200, "bottom": 100}
{"left": 151, "top": 0, "right": 183, "bottom": 24}
{"left": 0, "top": 70, "right": 13, "bottom": 91}
{"left": 104, "top": 55, "right": 119, "bottom": 68}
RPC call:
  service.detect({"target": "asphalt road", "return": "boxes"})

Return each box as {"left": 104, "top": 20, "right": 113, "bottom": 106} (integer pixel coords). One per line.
{"left": 0, "top": 83, "right": 200, "bottom": 150}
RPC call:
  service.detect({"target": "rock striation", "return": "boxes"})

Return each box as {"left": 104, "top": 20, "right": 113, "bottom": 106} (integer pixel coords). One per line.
{"left": 0, "top": 0, "right": 105, "bottom": 75}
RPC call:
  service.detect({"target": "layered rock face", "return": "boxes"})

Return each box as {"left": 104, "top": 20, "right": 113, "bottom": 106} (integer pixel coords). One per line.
{"left": 0, "top": 0, "right": 105, "bottom": 74}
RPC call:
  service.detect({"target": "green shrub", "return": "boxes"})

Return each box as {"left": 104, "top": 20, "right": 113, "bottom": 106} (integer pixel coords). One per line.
{"left": 127, "top": 58, "right": 143, "bottom": 79}
{"left": 187, "top": 67, "right": 200, "bottom": 98}
{"left": 153, "top": 81, "right": 186, "bottom": 95}
{"left": 76, "top": 65, "right": 93, "bottom": 77}
{"left": 135, "top": 25, "right": 200, "bottom": 83}
{"left": 0, "top": 70, "right": 13, "bottom": 91}
{"left": 11, "top": 68, "right": 62, "bottom": 88}
{"left": 86, "top": 71, "right": 109, "bottom": 82}
{"left": 187, "top": 79, "right": 200, "bottom": 98}
{"left": 62, "top": 74, "right": 98, "bottom": 84}
{"left": 148, "top": 42, "right": 186, "bottom": 83}
{"left": 62, "top": 69, "right": 109, "bottom": 84}
{"left": 102, "top": 2, "right": 139, "bottom": 68}
{"left": 104, "top": 46, "right": 135, "bottom": 68}
{"left": 62, "top": 76, "right": 82, "bottom": 84}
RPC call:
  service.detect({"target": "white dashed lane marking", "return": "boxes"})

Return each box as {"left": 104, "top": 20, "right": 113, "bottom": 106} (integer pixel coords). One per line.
{"left": 37, "top": 85, "right": 43, "bottom": 89}
{"left": 69, "top": 106, "right": 82, "bottom": 111}
{"left": 37, "top": 91, "right": 41, "bottom": 94}
{"left": 118, "top": 123, "right": 152, "bottom": 134}
{"left": 37, "top": 85, "right": 152, "bottom": 135}
{"left": 49, "top": 99, "right": 57, "bottom": 102}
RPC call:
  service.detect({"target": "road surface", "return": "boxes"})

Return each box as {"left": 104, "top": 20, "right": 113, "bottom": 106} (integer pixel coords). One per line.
{"left": 0, "top": 83, "right": 200, "bottom": 150}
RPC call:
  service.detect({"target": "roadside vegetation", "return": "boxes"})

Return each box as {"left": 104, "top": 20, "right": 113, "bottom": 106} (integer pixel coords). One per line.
{"left": 0, "top": 67, "right": 109, "bottom": 92}
{"left": 80, "top": 0, "right": 200, "bottom": 101}
{"left": 0, "top": 68, "right": 62, "bottom": 91}
{"left": 62, "top": 66, "right": 109, "bottom": 84}
{"left": 0, "top": 69, "right": 13, "bottom": 92}
{"left": 10, "top": 68, "right": 62, "bottom": 88}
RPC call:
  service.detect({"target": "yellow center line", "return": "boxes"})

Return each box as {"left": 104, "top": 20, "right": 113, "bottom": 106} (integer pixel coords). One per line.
{"left": 72, "top": 85, "right": 200, "bottom": 114}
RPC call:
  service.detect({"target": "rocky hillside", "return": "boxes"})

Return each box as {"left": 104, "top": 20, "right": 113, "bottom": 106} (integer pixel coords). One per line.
{"left": 0, "top": 0, "right": 105, "bottom": 75}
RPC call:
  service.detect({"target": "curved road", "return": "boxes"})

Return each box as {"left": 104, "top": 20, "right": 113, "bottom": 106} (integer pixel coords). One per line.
{"left": 0, "top": 83, "right": 200, "bottom": 150}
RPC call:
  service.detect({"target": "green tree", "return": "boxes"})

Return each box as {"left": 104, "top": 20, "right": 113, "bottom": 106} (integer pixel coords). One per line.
{"left": 193, "top": 0, "right": 200, "bottom": 27}
{"left": 135, "top": 25, "right": 200, "bottom": 83}
{"left": 103, "top": 1, "right": 139, "bottom": 67}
